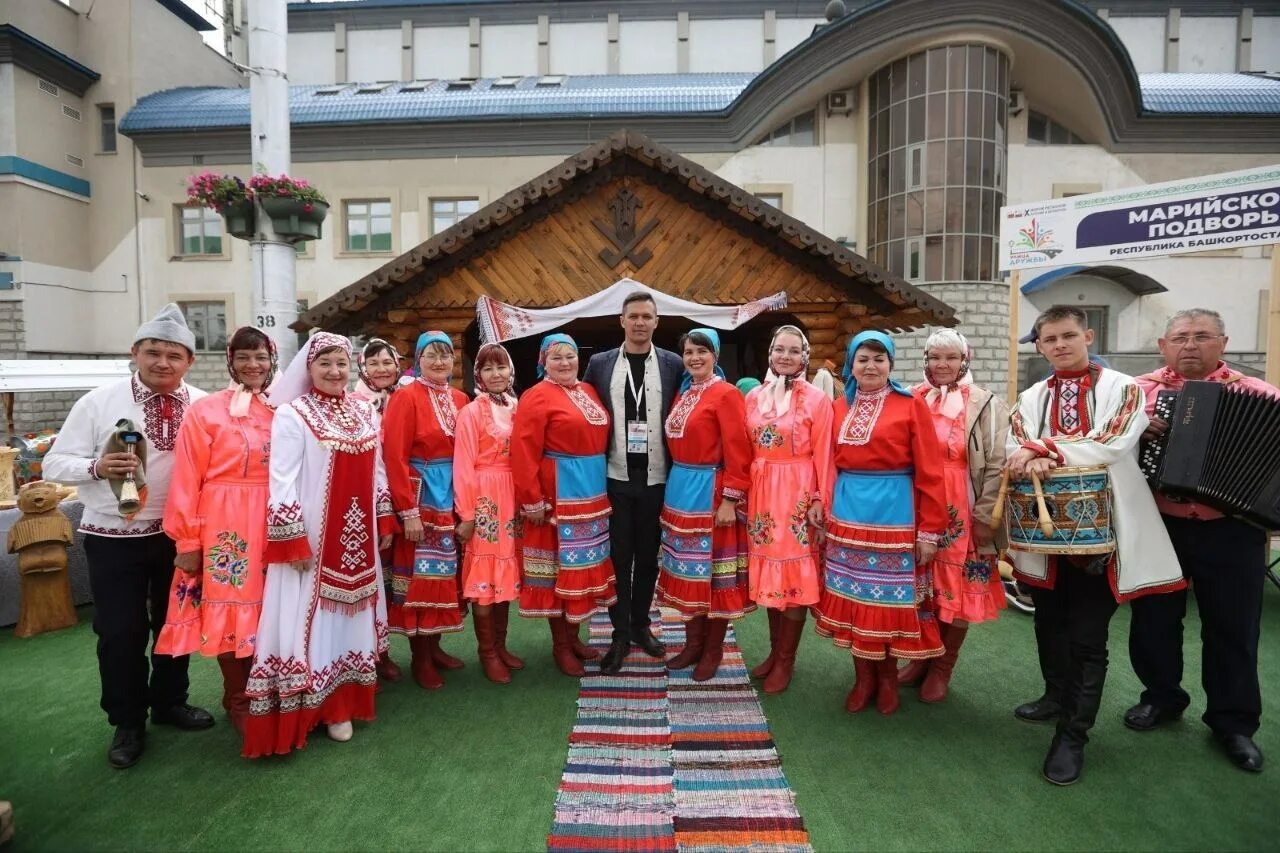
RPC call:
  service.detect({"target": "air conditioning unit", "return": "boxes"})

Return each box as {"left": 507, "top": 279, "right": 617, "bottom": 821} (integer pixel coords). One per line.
{"left": 826, "top": 89, "right": 856, "bottom": 116}
{"left": 1009, "top": 89, "right": 1026, "bottom": 116}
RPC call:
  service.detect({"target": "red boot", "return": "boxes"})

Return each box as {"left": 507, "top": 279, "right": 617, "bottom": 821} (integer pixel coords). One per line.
{"left": 845, "top": 657, "right": 878, "bottom": 713}
{"left": 666, "top": 615, "right": 706, "bottom": 670}
{"left": 750, "top": 608, "right": 782, "bottom": 679}
{"left": 896, "top": 658, "right": 929, "bottom": 687}
{"left": 410, "top": 635, "right": 445, "bottom": 690}
{"left": 762, "top": 612, "right": 805, "bottom": 695}
{"left": 428, "top": 634, "right": 465, "bottom": 670}
{"left": 920, "top": 624, "right": 967, "bottom": 704}
{"left": 570, "top": 624, "right": 602, "bottom": 661}
{"left": 549, "top": 617, "right": 585, "bottom": 677}
{"left": 692, "top": 619, "right": 728, "bottom": 682}
{"left": 376, "top": 650, "right": 404, "bottom": 683}
{"left": 494, "top": 602, "right": 525, "bottom": 670}
{"left": 217, "top": 655, "right": 251, "bottom": 734}
{"left": 876, "top": 657, "right": 901, "bottom": 716}
{"left": 473, "top": 610, "right": 511, "bottom": 684}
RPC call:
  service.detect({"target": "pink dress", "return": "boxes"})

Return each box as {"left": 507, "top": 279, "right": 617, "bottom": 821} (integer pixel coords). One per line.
{"left": 453, "top": 394, "right": 522, "bottom": 606}
{"left": 743, "top": 380, "right": 835, "bottom": 608}
{"left": 914, "top": 384, "right": 1004, "bottom": 625}
{"left": 156, "top": 388, "right": 273, "bottom": 658}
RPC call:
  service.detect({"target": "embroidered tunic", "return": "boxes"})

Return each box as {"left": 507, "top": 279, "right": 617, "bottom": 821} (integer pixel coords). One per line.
{"left": 813, "top": 389, "right": 949, "bottom": 659}
{"left": 656, "top": 378, "right": 754, "bottom": 620}
{"left": 243, "top": 392, "right": 396, "bottom": 758}
{"left": 509, "top": 379, "right": 617, "bottom": 623}
{"left": 1009, "top": 366, "right": 1184, "bottom": 601}
{"left": 382, "top": 380, "right": 471, "bottom": 636}
{"left": 155, "top": 389, "right": 274, "bottom": 659}
{"left": 742, "top": 379, "right": 834, "bottom": 609}
{"left": 44, "top": 374, "right": 207, "bottom": 537}
{"left": 453, "top": 394, "right": 522, "bottom": 605}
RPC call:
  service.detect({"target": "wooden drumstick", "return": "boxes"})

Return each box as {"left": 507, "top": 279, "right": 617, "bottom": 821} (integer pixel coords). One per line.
{"left": 1030, "top": 471, "right": 1055, "bottom": 538}
{"left": 989, "top": 468, "right": 1011, "bottom": 526}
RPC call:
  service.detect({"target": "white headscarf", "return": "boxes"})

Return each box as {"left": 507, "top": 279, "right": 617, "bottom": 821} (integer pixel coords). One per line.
{"left": 271, "top": 331, "right": 353, "bottom": 407}
{"left": 758, "top": 326, "right": 810, "bottom": 419}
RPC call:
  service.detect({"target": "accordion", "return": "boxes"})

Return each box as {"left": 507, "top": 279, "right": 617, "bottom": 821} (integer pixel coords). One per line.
{"left": 1146, "top": 380, "right": 1280, "bottom": 529}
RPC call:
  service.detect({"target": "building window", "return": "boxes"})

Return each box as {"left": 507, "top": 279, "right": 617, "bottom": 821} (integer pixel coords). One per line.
{"left": 177, "top": 206, "right": 223, "bottom": 256}
{"left": 1079, "top": 305, "right": 1108, "bottom": 352}
{"left": 345, "top": 200, "right": 393, "bottom": 252}
{"left": 866, "top": 44, "right": 1009, "bottom": 283}
{"left": 1026, "top": 110, "right": 1086, "bottom": 145}
{"left": 430, "top": 197, "right": 480, "bottom": 235}
{"left": 99, "top": 105, "right": 116, "bottom": 153}
{"left": 757, "top": 193, "right": 783, "bottom": 209}
{"left": 757, "top": 110, "right": 817, "bottom": 147}
{"left": 179, "top": 301, "right": 227, "bottom": 351}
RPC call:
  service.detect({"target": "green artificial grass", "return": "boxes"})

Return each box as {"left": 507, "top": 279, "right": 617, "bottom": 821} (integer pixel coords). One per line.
{"left": 2, "top": 582, "right": 1278, "bottom": 852}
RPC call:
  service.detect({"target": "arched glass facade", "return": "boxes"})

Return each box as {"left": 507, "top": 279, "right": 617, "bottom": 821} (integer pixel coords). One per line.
{"left": 866, "top": 44, "right": 1009, "bottom": 283}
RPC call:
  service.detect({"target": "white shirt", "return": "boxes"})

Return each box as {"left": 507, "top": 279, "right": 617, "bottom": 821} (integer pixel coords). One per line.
{"left": 606, "top": 347, "right": 667, "bottom": 485}
{"left": 44, "top": 373, "right": 207, "bottom": 537}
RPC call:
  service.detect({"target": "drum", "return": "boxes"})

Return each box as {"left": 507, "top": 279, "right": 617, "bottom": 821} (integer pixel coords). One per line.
{"left": 9, "top": 429, "right": 58, "bottom": 487}
{"left": 1006, "top": 465, "right": 1115, "bottom": 555}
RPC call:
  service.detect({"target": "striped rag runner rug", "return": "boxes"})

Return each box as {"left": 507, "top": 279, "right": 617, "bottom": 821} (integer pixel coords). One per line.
{"left": 548, "top": 611, "right": 811, "bottom": 853}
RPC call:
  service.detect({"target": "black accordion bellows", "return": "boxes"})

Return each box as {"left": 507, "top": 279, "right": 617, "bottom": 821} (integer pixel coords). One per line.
{"left": 1156, "top": 380, "right": 1280, "bottom": 529}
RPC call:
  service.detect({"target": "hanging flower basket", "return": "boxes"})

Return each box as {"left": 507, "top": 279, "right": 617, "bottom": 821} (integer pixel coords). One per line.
{"left": 221, "top": 199, "right": 256, "bottom": 240}
{"left": 250, "top": 174, "right": 328, "bottom": 243}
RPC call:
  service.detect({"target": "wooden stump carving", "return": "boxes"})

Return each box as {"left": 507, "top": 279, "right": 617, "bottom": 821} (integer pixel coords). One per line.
{"left": 8, "top": 481, "right": 77, "bottom": 638}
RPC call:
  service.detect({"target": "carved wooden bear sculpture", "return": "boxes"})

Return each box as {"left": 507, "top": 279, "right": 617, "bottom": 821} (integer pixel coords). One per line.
{"left": 8, "top": 480, "right": 77, "bottom": 637}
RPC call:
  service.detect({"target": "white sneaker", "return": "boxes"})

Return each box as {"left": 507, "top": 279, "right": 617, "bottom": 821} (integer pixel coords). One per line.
{"left": 326, "top": 721, "right": 353, "bottom": 742}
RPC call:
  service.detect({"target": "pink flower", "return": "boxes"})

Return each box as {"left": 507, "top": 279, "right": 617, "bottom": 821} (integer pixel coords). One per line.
{"left": 303, "top": 203, "right": 313, "bottom": 213}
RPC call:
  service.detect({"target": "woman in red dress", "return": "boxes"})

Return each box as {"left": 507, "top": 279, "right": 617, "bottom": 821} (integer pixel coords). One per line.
{"left": 656, "top": 328, "right": 754, "bottom": 681}
{"left": 510, "top": 333, "right": 617, "bottom": 676}
{"left": 383, "top": 331, "right": 470, "bottom": 690}
{"left": 813, "top": 331, "right": 948, "bottom": 716}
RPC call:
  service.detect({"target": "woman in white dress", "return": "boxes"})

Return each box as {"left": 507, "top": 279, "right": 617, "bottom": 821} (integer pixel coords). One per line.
{"left": 243, "top": 332, "right": 398, "bottom": 757}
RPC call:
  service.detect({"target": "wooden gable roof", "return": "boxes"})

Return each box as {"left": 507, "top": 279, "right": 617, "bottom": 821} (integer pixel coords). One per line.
{"left": 296, "top": 129, "right": 955, "bottom": 342}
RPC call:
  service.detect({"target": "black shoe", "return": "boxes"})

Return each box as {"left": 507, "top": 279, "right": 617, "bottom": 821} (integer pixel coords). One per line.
{"left": 1123, "top": 703, "right": 1183, "bottom": 732}
{"left": 151, "top": 703, "right": 215, "bottom": 730}
{"left": 600, "top": 638, "right": 629, "bottom": 675}
{"left": 631, "top": 630, "right": 665, "bottom": 658}
{"left": 108, "top": 726, "right": 145, "bottom": 769}
{"left": 1216, "top": 733, "right": 1264, "bottom": 772}
{"left": 1042, "top": 733, "right": 1084, "bottom": 786}
{"left": 1015, "top": 696, "right": 1063, "bottom": 723}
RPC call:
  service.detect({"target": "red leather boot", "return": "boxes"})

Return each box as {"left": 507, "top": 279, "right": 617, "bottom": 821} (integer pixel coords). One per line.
{"left": 665, "top": 615, "right": 705, "bottom": 670}
{"left": 692, "top": 619, "right": 728, "bottom": 682}
{"left": 494, "top": 602, "right": 525, "bottom": 670}
{"left": 920, "top": 624, "right": 967, "bottom": 704}
{"left": 570, "top": 623, "right": 602, "bottom": 661}
{"left": 473, "top": 610, "right": 511, "bottom": 684}
{"left": 428, "top": 634, "right": 465, "bottom": 670}
{"left": 549, "top": 617, "right": 585, "bottom": 676}
{"left": 750, "top": 608, "right": 782, "bottom": 679}
{"left": 896, "top": 658, "right": 929, "bottom": 687}
{"left": 876, "top": 657, "right": 901, "bottom": 716}
{"left": 410, "top": 635, "right": 444, "bottom": 690}
{"left": 845, "top": 657, "right": 878, "bottom": 713}
{"left": 762, "top": 612, "right": 805, "bottom": 695}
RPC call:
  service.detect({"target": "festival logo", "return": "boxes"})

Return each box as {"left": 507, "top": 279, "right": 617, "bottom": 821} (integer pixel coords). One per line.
{"left": 1006, "top": 217, "right": 1064, "bottom": 265}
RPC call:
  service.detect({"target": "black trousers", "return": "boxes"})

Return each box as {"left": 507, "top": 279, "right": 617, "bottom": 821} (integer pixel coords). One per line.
{"left": 606, "top": 469, "right": 665, "bottom": 641}
{"left": 84, "top": 533, "right": 190, "bottom": 728}
{"left": 1128, "top": 515, "right": 1266, "bottom": 737}
{"left": 1028, "top": 561, "right": 1119, "bottom": 718}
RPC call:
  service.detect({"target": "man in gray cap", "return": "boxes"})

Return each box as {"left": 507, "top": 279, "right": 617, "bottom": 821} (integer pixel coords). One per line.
{"left": 45, "top": 303, "right": 212, "bottom": 768}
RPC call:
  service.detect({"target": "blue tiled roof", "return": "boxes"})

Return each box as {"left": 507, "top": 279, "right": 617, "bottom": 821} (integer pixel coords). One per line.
{"left": 120, "top": 74, "right": 754, "bottom": 133}
{"left": 1139, "top": 73, "right": 1280, "bottom": 114}
{"left": 120, "top": 71, "right": 1280, "bottom": 134}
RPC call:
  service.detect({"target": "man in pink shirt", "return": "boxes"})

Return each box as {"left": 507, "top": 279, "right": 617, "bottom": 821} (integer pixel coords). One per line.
{"left": 1127, "top": 308, "right": 1278, "bottom": 773}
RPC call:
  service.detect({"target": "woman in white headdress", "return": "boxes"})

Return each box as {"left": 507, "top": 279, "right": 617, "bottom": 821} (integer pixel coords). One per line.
{"left": 741, "top": 324, "right": 834, "bottom": 695}
{"left": 242, "top": 332, "right": 397, "bottom": 757}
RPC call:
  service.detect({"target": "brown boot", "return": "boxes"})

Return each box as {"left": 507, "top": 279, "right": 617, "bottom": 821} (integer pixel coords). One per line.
{"left": 570, "top": 623, "right": 602, "bottom": 661}
{"left": 692, "top": 619, "right": 728, "bottom": 682}
{"left": 920, "top": 624, "right": 967, "bottom": 704}
{"left": 217, "top": 654, "right": 251, "bottom": 734}
{"left": 410, "top": 635, "right": 444, "bottom": 690}
{"left": 896, "top": 658, "right": 929, "bottom": 687}
{"left": 876, "top": 657, "right": 901, "bottom": 716}
{"left": 845, "top": 657, "right": 878, "bottom": 713}
{"left": 376, "top": 650, "right": 403, "bottom": 682}
{"left": 750, "top": 608, "right": 782, "bottom": 679}
{"left": 762, "top": 611, "right": 805, "bottom": 695}
{"left": 666, "top": 615, "right": 706, "bottom": 670}
{"left": 494, "top": 602, "right": 525, "bottom": 670}
{"left": 473, "top": 610, "right": 511, "bottom": 684}
{"left": 549, "top": 617, "right": 585, "bottom": 677}
{"left": 428, "top": 634, "right": 465, "bottom": 670}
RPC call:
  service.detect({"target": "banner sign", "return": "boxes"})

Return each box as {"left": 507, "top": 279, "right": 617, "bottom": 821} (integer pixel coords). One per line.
{"left": 999, "top": 164, "right": 1280, "bottom": 272}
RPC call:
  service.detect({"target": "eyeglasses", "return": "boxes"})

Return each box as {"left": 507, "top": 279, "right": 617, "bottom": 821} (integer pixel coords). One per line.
{"left": 1166, "top": 334, "right": 1223, "bottom": 347}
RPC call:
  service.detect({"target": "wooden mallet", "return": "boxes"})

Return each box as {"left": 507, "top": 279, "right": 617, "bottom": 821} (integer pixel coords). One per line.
{"left": 1030, "top": 470, "right": 1055, "bottom": 538}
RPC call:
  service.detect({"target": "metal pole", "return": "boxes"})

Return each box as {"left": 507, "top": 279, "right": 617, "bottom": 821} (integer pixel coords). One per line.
{"left": 248, "top": 0, "right": 298, "bottom": 365}
{"left": 1006, "top": 270, "right": 1021, "bottom": 404}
